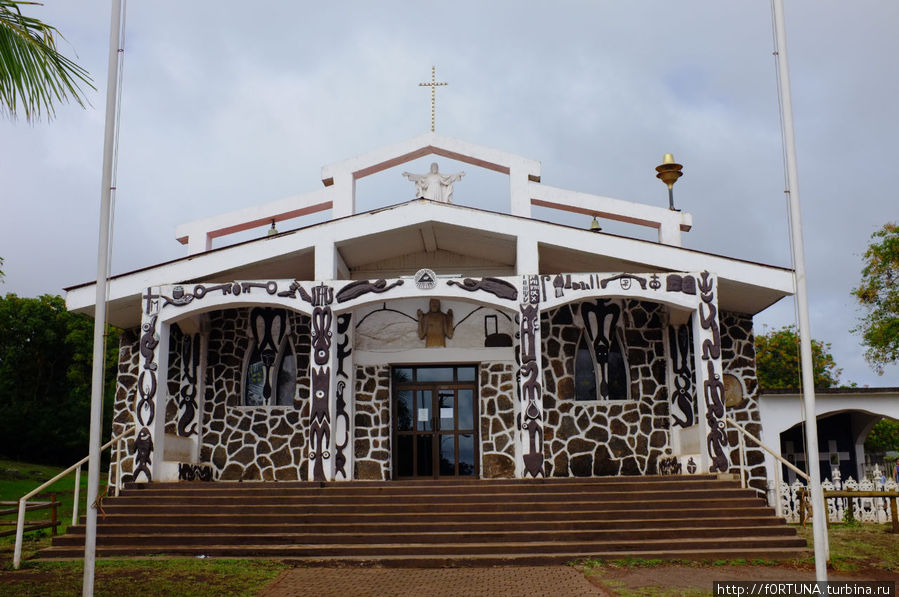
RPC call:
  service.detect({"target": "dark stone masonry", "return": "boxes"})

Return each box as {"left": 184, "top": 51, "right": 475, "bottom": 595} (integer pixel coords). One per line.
{"left": 540, "top": 300, "right": 669, "bottom": 477}
{"left": 107, "top": 300, "right": 765, "bottom": 489}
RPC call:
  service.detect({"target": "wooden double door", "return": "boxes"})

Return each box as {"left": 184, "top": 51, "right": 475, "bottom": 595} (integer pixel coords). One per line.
{"left": 393, "top": 365, "right": 478, "bottom": 478}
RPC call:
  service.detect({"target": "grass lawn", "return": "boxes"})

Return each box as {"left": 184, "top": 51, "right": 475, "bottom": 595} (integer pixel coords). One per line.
{"left": 1, "top": 558, "right": 287, "bottom": 597}
{"left": 0, "top": 459, "right": 105, "bottom": 546}
{"left": 581, "top": 523, "right": 899, "bottom": 597}
{"left": 797, "top": 523, "right": 899, "bottom": 573}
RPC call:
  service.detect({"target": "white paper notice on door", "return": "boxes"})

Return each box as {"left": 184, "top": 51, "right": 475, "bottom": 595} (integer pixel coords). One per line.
{"left": 418, "top": 408, "right": 429, "bottom": 421}
{"left": 440, "top": 407, "right": 453, "bottom": 419}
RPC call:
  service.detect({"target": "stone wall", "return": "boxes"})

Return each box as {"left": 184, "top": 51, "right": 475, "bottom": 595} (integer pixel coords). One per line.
{"left": 720, "top": 311, "right": 766, "bottom": 493}
{"left": 199, "top": 308, "right": 311, "bottom": 481}
{"left": 164, "top": 324, "right": 183, "bottom": 436}
{"left": 353, "top": 365, "right": 391, "bottom": 480}
{"left": 541, "top": 300, "right": 669, "bottom": 477}
{"left": 479, "top": 363, "right": 517, "bottom": 478}
{"left": 108, "top": 329, "right": 140, "bottom": 485}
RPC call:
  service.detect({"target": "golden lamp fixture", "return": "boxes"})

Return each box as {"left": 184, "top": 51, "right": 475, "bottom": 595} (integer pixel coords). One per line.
{"left": 655, "top": 153, "right": 684, "bottom": 211}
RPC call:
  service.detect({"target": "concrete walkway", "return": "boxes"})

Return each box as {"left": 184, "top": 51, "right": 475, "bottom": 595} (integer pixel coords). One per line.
{"left": 257, "top": 566, "right": 609, "bottom": 597}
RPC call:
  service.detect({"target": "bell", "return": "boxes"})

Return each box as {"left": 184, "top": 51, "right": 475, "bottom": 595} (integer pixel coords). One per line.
{"left": 267, "top": 220, "right": 278, "bottom": 237}
{"left": 590, "top": 216, "right": 602, "bottom": 233}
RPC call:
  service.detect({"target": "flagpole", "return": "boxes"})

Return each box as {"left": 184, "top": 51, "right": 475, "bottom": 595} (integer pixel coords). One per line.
{"left": 771, "top": 0, "right": 828, "bottom": 581}
{"left": 83, "top": 0, "right": 124, "bottom": 594}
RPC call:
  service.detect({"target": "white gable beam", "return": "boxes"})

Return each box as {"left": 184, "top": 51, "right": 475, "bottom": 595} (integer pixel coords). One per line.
{"left": 320, "top": 132, "right": 541, "bottom": 182}
{"left": 175, "top": 187, "right": 337, "bottom": 255}
{"left": 529, "top": 183, "right": 693, "bottom": 246}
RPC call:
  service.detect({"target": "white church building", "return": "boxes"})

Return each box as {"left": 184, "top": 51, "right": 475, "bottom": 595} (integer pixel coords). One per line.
{"left": 65, "top": 133, "right": 797, "bottom": 492}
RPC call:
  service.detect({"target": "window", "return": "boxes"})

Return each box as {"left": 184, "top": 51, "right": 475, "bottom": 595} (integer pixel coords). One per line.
{"left": 575, "top": 300, "right": 629, "bottom": 401}
{"left": 243, "top": 308, "right": 295, "bottom": 406}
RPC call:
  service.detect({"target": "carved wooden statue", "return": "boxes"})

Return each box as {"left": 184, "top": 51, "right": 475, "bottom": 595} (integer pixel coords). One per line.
{"left": 417, "top": 298, "right": 454, "bottom": 347}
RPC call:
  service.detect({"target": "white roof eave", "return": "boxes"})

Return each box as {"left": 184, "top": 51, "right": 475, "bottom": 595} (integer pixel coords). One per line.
{"left": 66, "top": 201, "right": 794, "bottom": 327}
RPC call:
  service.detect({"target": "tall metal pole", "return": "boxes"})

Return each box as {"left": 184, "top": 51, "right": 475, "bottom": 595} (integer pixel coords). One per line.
{"left": 772, "top": 0, "right": 828, "bottom": 581}
{"left": 83, "top": 0, "right": 124, "bottom": 594}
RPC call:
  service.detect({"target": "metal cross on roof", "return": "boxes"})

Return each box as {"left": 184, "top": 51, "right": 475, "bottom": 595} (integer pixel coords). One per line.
{"left": 419, "top": 65, "right": 447, "bottom": 132}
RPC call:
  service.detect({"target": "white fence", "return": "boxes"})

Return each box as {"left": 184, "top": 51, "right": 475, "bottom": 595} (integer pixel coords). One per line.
{"left": 772, "top": 475, "right": 899, "bottom": 524}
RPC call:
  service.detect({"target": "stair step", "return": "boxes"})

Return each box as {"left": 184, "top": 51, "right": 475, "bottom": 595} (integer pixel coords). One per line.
{"left": 39, "top": 476, "right": 807, "bottom": 565}
{"left": 42, "top": 536, "right": 808, "bottom": 558}
{"left": 51, "top": 524, "right": 800, "bottom": 547}
{"left": 66, "top": 515, "right": 787, "bottom": 535}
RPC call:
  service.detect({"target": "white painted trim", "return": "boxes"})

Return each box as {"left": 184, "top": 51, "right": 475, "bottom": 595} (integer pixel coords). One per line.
{"left": 529, "top": 182, "right": 692, "bottom": 246}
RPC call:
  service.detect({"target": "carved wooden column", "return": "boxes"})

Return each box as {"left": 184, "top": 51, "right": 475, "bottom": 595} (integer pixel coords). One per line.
{"left": 333, "top": 312, "right": 353, "bottom": 480}
{"left": 517, "top": 275, "right": 544, "bottom": 478}
{"left": 133, "top": 288, "right": 170, "bottom": 482}
{"left": 690, "top": 272, "right": 729, "bottom": 473}
{"left": 309, "top": 283, "right": 336, "bottom": 481}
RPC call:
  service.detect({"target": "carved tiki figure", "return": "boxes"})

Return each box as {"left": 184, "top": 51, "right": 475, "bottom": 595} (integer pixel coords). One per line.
{"left": 417, "top": 299, "right": 454, "bottom": 347}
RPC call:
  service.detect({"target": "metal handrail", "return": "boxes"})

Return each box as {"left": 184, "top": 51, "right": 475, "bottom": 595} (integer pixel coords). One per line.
{"left": 725, "top": 416, "right": 810, "bottom": 483}
{"left": 13, "top": 428, "right": 134, "bottom": 569}
{"left": 725, "top": 417, "right": 830, "bottom": 564}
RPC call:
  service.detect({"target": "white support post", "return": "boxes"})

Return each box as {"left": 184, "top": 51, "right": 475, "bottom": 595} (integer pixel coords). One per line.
{"left": 84, "top": 1, "right": 124, "bottom": 592}
{"left": 330, "top": 172, "right": 355, "bottom": 219}
{"left": 738, "top": 431, "right": 747, "bottom": 488}
{"left": 658, "top": 222, "right": 683, "bottom": 247}
{"left": 773, "top": 0, "right": 828, "bottom": 580}
{"left": 509, "top": 162, "right": 532, "bottom": 218}
{"left": 115, "top": 438, "right": 123, "bottom": 496}
{"left": 72, "top": 466, "right": 81, "bottom": 526}
{"left": 515, "top": 236, "right": 539, "bottom": 276}
{"left": 774, "top": 463, "right": 784, "bottom": 518}
{"left": 315, "top": 243, "right": 337, "bottom": 280}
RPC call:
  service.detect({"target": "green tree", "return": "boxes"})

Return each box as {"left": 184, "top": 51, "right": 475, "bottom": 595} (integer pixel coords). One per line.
{"left": 0, "top": 293, "right": 119, "bottom": 464}
{"left": 865, "top": 418, "right": 899, "bottom": 454}
{"left": 0, "top": 0, "right": 94, "bottom": 121}
{"left": 852, "top": 222, "right": 899, "bottom": 375}
{"left": 754, "top": 324, "right": 841, "bottom": 389}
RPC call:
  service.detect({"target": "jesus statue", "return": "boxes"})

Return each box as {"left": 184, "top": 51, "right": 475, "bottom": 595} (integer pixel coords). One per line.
{"left": 402, "top": 162, "right": 465, "bottom": 204}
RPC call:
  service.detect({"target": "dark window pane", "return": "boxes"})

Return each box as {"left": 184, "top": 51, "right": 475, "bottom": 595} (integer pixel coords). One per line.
{"left": 244, "top": 348, "right": 265, "bottom": 406}
{"left": 275, "top": 352, "right": 296, "bottom": 407}
{"left": 438, "top": 391, "right": 454, "bottom": 431}
{"left": 458, "top": 434, "right": 475, "bottom": 476}
{"left": 393, "top": 368, "right": 413, "bottom": 385}
{"left": 417, "top": 435, "right": 433, "bottom": 476}
{"left": 397, "top": 435, "right": 413, "bottom": 477}
{"left": 457, "top": 389, "right": 474, "bottom": 429}
{"left": 416, "top": 367, "right": 454, "bottom": 382}
{"left": 440, "top": 434, "right": 456, "bottom": 476}
{"left": 457, "top": 366, "right": 477, "bottom": 381}
{"left": 396, "top": 391, "right": 413, "bottom": 431}
{"left": 574, "top": 334, "right": 597, "bottom": 401}
{"left": 416, "top": 390, "right": 432, "bottom": 431}
{"left": 608, "top": 333, "right": 628, "bottom": 400}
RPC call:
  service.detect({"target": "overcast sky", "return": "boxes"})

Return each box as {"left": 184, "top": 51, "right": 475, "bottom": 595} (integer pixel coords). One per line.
{"left": 1, "top": 1, "right": 896, "bottom": 387}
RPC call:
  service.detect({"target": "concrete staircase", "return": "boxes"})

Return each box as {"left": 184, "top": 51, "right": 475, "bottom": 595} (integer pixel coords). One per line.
{"left": 41, "top": 475, "right": 807, "bottom": 566}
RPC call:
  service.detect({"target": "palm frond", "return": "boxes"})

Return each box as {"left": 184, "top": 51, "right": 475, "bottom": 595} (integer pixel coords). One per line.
{"left": 0, "top": 0, "right": 95, "bottom": 122}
